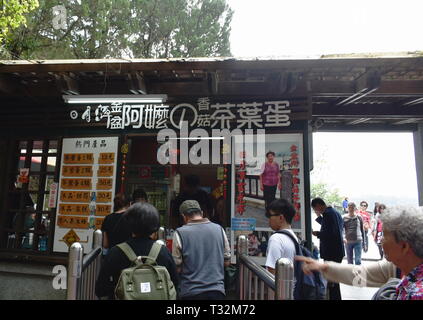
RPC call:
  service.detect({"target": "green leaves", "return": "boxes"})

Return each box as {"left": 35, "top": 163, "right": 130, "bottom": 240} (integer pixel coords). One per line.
{"left": 3, "top": 0, "right": 233, "bottom": 59}
{"left": 0, "top": 0, "right": 39, "bottom": 45}
{"left": 311, "top": 182, "right": 343, "bottom": 206}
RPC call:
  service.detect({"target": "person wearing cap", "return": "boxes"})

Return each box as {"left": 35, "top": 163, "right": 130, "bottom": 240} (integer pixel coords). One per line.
{"left": 172, "top": 200, "right": 231, "bottom": 300}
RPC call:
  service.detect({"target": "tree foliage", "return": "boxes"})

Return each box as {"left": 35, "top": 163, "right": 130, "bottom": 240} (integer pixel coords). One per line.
{"left": 0, "top": 0, "right": 39, "bottom": 46}
{"left": 311, "top": 182, "right": 343, "bottom": 206}
{"left": 3, "top": 0, "right": 233, "bottom": 59}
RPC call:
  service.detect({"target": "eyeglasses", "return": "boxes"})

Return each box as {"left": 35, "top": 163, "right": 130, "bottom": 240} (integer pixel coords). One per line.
{"left": 360, "top": 204, "right": 368, "bottom": 207}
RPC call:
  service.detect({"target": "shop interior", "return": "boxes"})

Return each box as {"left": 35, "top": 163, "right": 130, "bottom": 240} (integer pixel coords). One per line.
{"left": 125, "top": 135, "right": 230, "bottom": 230}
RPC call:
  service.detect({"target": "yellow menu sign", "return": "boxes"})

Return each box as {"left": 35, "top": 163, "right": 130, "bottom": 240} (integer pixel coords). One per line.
{"left": 59, "top": 204, "right": 90, "bottom": 216}
{"left": 98, "top": 165, "right": 114, "bottom": 177}
{"left": 57, "top": 215, "right": 89, "bottom": 229}
{"left": 99, "top": 153, "right": 115, "bottom": 164}
{"left": 63, "top": 153, "right": 94, "bottom": 164}
{"left": 62, "top": 166, "right": 93, "bottom": 177}
{"left": 97, "top": 192, "right": 112, "bottom": 203}
{"left": 60, "top": 191, "right": 91, "bottom": 203}
{"left": 97, "top": 178, "right": 113, "bottom": 190}
{"left": 96, "top": 205, "right": 112, "bottom": 216}
{"left": 61, "top": 178, "right": 92, "bottom": 190}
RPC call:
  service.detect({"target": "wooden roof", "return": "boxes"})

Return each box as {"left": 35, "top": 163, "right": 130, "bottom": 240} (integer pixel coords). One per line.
{"left": 1, "top": 54, "right": 423, "bottom": 131}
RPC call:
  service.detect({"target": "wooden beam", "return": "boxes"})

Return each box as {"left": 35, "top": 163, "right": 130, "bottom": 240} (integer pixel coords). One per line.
{"left": 55, "top": 73, "right": 79, "bottom": 95}
{"left": 0, "top": 57, "right": 422, "bottom": 75}
{"left": 336, "top": 69, "right": 381, "bottom": 106}
{"left": 0, "top": 74, "right": 21, "bottom": 95}
{"left": 127, "top": 72, "right": 147, "bottom": 94}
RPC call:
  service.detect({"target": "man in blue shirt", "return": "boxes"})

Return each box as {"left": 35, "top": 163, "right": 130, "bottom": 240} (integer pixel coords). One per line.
{"left": 342, "top": 197, "right": 349, "bottom": 213}
{"left": 311, "top": 197, "right": 345, "bottom": 300}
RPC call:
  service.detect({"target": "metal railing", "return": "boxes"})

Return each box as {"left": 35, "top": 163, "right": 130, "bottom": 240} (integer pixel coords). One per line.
{"left": 237, "top": 235, "right": 294, "bottom": 300}
{"left": 67, "top": 229, "right": 103, "bottom": 300}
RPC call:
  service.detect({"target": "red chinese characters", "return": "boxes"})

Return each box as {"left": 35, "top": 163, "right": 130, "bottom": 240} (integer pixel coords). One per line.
{"left": 236, "top": 152, "right": 247, "bottom": 215}
{"left": 290, "top": 145, "right": 301, "bottom": 222}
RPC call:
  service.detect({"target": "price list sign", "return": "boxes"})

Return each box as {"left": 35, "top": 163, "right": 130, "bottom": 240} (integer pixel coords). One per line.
{"left": 53, "top": 137, "right": 119, "bottom": 253}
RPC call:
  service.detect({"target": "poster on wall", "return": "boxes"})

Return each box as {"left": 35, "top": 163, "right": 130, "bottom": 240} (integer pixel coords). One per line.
{"left": 230, "top": 133, "right": 305, "bottom": 264}
{"left": 53, "top": 137, "right": 119, "bottom": 253}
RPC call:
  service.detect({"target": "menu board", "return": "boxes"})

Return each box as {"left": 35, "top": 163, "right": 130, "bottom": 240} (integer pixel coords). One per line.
{"left": 53, "top": 137, "right": 119, "bottom": 253}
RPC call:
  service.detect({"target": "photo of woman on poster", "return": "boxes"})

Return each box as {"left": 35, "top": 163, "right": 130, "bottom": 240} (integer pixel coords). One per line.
{"left": 259, "top": 151, "right": 281, "bottom": 214}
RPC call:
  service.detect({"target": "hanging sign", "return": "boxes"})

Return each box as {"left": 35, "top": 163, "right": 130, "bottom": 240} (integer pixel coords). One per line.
{"left": 48, "top": 182, "right": 59, "bottom": 208}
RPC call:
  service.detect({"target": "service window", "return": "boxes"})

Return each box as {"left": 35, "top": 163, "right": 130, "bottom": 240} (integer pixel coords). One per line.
{"left": 0, "top": 139, "right": 61, "bottom": 253}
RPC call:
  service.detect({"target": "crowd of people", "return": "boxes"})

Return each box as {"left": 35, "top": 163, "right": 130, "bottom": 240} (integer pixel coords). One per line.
{"left": 265, "top": 196, "right": 423, "bottom": 300}
{"left": 95, "top": 188, "right": 230, "bottom": 300}
{"left": 95, "top": 183, "right": 423, "bottom": 300}
{"left": 341, "top": 198, "right": 388, "bottom": 265}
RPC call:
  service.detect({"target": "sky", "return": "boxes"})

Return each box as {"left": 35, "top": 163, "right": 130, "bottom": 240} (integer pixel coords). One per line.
{"left": 311, "top": 132, "right": 419, "bottom": 206}
{"left": 227, "top": 0, "right": 423, "bottom": 57}
{"left": 226, "top": 1, "right": 421, "bottom": 206}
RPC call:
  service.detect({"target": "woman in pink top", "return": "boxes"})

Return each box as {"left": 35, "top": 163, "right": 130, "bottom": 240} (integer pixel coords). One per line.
{"left": 260, "top": 151, "right": 281, "bottom": 214}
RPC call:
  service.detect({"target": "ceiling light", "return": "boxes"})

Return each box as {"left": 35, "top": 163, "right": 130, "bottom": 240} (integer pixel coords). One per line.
{"left": 63, "top": 94, "right": 167, "bottom": 104}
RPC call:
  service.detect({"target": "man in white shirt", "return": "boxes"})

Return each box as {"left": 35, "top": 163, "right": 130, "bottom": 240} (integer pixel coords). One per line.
{"left": 265, "top": 198, "right": 298, "bottom": 274}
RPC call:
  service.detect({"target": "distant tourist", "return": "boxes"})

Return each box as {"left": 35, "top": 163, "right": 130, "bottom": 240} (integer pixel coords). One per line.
{"left": 358, "top": 201, "right": 371, "bottom": 252}
{"left": 373, "top": 204, "right": 387, "bottom": 260}
{"left": 342, "top": 197, "right": 349, "bottom": 213}
{"left": 343, "top": 202, "right": 365, "bottom": 265}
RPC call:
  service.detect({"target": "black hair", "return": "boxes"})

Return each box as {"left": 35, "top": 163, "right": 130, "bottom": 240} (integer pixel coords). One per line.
{"left": 360, "top": 201, "right": 368, "bottom": 207}
{"left": 311, "top": 197, "right": 326, "bottom": 208}
{"left": 124, "top": 202, "right": 159, "bottom": 237}
{"left": 266, "top": 151, "right": 275, "bottom": 158}
{"left": 185, "top": 174, "right": 200, "bottom": 188}
{"left": 266, "top": 199, "right": 296, "bottom": 224}
{"left": 113, "top": 193, "right": 131, "bottom": 212}
{"left": 132, "top": 188, "right": 148, "bottom": 202}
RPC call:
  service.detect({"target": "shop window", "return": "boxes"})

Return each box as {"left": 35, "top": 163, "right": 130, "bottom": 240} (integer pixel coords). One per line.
{"left": 0, "top": 139, "right": 60, "bottom": 253}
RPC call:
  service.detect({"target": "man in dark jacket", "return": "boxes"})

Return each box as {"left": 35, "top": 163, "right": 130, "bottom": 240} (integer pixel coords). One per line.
{"left": 311, "top": 197, "right": 345, "bottom": 300}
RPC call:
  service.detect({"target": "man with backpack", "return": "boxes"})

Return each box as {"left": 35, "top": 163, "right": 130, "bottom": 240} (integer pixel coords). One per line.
{"left": 95, "top": 202, "right": 178, "bottom": 300}
{"left": 172, "top": 200, "right": 231, "bottom": 300}
{"left": 265, "top": 198, "right": 326, "bottom": 300}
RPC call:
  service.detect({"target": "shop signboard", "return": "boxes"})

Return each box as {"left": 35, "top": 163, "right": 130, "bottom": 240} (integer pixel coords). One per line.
{"left": 230, "top": 133, "right": 306, "bottom": 264}
{"left": 68, "top": 98, "right": 298, "bottom": 131}
{"left": 53, "top": 136, "right": 119, "bottom": 253}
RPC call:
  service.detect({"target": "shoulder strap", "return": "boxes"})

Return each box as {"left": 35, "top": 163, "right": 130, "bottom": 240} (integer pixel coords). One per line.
{"left": 274, "top": 230, "right": 301, "bottom": 256}
{"left": 145, "top": 242, "right": 162, "bottom": 264}
{"left": 117, "top": 242, "right": 138, "bottom": 264}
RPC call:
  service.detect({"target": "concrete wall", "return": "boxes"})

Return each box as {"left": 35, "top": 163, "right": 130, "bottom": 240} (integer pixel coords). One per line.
{"left": 0, "top": 261, "right": 66, "bottom": 300}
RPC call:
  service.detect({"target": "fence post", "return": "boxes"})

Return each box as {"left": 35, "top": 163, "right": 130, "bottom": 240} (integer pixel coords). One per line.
{"left": 237, "top": 235, "right": 248, "bottom": 300}
{"left": 67, "top": 242, "right": 84, "bottom": 300}
{"left": 93, "top": 229, "right": 102, "bottom": 249}
{"left": 237, "top": 235, "right": 248, "bottom": 261}
{"left": 275, "top": 258, "right": 294, "bottom": 300}
{"left": 155, "top": 227, "right": 166, "bottom": 246}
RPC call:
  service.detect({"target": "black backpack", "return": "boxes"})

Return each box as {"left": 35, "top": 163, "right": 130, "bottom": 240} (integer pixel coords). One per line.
{"left": 275, "top": 230, "right": 327, "bottom": 300}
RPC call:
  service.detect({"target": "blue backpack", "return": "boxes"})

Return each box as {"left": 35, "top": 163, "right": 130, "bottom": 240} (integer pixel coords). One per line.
{"left": 275, "top": 230, "right": 327, "bottom": 300}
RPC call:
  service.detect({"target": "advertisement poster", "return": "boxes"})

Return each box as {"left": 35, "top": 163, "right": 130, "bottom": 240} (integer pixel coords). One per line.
{"left": 53, "top": 137, "right": 119, "bottom": 253}
{"left": 230, "top": 133, "right": 305, "bottom": 264}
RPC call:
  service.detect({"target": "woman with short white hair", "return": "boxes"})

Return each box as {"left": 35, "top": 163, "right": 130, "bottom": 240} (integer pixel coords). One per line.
{"left": 297, "top": 205, "right": 423, "bottom": 300}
